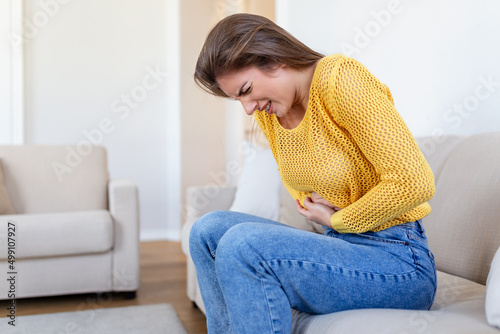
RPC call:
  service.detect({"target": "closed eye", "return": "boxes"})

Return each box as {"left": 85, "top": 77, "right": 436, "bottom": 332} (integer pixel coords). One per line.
{"left": 238, "top": 85, "right": 252, "bottom": 97}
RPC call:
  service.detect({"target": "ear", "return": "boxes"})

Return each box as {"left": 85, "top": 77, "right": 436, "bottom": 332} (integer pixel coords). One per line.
{"left": 273, "top": 63, "right": 286, "bottom": 70}
{"left": 264, "top": 63, "right": 286, "bottom": 77}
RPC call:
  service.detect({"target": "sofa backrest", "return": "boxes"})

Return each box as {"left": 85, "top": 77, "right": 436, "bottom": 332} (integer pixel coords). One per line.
{"left": 419, "top": 132, "right": 500, "bottom": 285}
{"left": 0, "top": 145, "right": 109, "bottom": 214}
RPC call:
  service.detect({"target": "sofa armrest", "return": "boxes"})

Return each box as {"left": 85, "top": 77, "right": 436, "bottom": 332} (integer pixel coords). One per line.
{"left": 181, "top": 185, "right": 237, "bottom": 256}
{"left": 108, "top": 178, "right": 140, "bottom": 292}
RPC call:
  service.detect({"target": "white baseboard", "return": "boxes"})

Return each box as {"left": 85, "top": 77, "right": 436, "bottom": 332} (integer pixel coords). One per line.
{"left": 140, "top": 227, "right": 180, "bottom": 242}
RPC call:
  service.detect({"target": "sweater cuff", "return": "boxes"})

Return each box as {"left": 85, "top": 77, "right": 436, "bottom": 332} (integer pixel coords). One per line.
{"left": 330, "top": 211, "right": 350, "bottom": 233}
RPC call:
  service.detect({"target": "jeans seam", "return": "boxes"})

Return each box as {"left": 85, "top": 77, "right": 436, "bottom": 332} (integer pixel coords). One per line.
{"left": 260, "top": 277, "right": 279, "bottom": 334}
{"left": 354, "top": 233, "right": 409, "bottom": 245}
{"left": 265, "top": 258, "right": 418, "bottom": 279}
{"left": 408, "top": 233, "right": 427, "bottom": 243}
{"left": 256, "top": 263, "right": 283, "bottom": 334}
{"left": 405, "top": 229, "right": 421, "bottom": 268}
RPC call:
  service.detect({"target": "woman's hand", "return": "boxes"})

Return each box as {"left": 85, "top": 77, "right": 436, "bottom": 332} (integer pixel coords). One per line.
{"left": 295, "top": 192, "right": 342, "bottom": 229}
{"left": 310, "top": 192, "right": 337, "bottom": 209}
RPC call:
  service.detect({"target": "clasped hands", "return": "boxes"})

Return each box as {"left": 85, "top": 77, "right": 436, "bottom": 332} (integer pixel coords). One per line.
{"left": 295, "top": 192, "right": 342, "bottom": 229}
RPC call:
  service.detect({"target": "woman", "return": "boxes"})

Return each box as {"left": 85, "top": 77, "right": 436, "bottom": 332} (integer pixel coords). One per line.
{"left": 190, "top": 13, "right": 436, "bottom": 334}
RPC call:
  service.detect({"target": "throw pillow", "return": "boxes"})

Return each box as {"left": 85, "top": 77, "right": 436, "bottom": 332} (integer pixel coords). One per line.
{"left": 0, "top": 159, "right": 16, "bottom": 215}
{"left": 486, "top": 246, "right": 500, "bottom": 328}
{"left": 229, "top": 142, "right": 282, "bottom": 221}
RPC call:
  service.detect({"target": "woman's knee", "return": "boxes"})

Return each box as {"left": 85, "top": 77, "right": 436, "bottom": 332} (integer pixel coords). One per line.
{"left": 216, "top": 223, "right": 271, "bottom": 270}
{"left": 190, "top": 210, "right": 252, "bottom": 258}
{"left": 189, "top": 211, "right": 227, "bottom": 254}
{"left": 190, "top": 210, "right": 229, "bottom": 239}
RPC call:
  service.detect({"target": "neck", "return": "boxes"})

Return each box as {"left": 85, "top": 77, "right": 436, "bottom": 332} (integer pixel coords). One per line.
{"left": 279, "top": 61, "right": 320, "bottom": 129}
{"left": 296, "top": 61, "right": 319, "bottom": 110}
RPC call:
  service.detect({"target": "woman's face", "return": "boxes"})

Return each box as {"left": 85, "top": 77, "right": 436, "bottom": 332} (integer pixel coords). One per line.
{"left": 217, "top": 65, "right": 297, "bottom": 118}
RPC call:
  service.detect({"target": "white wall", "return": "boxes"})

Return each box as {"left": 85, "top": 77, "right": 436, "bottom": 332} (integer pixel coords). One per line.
{"left": 276, "top": 0, "right": 500, "bottom": 138}
{"left": 22, "top": 0, "right": 177, "bottom": 240}
{"left": 178, "top": 0, "right": 276, "bottom": 223}
{"left": 0, "top": 0, "right": 24, "bottom": 145}
{"left": 0, "top": 1, "right": 12, "bottom": 143}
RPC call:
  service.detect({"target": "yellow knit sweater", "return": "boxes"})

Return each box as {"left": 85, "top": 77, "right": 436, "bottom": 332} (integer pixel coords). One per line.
{"left": 254, "top": 54, "right": 435, "bottom": 233}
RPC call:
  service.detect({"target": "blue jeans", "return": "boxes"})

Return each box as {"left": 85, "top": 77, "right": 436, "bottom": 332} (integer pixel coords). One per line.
{"left": 189, "top": 211, "right": 437, "bottom": 334}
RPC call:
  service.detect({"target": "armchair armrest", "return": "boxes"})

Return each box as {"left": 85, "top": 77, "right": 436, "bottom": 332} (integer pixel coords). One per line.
{"left": 108, "top": 179, "right": 140, "bottom": 292}
{"left": 181, "top": 185, "right": 237, "bottom": 256}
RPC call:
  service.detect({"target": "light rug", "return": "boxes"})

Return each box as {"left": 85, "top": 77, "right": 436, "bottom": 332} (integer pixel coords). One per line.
{"left": 1, "top": 303, "right": 187, "bottom": 334}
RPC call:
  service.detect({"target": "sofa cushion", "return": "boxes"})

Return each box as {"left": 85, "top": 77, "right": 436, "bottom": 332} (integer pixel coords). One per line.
{"left": 423, "top": 132, "right": 500, "bottom": 285}
{"left": 229, "top": 143, "right": 282, "bottom": 221}
{"left": 415, "top": 135, "right": 466, "bottom": 178}
{"left": 0, "top": 160, "right": 15, "bottom": 215}
{"left": 0, "top": 210, "right": 113, "bottom": 259}
{"left": 0, "top": 145, "right": 109, "bottom": 214}
{"left": 486, "top": 246, "right": 500, "bottom": 328}
{"left": 291, "top": 271, "right": 497, "bottom": 333}
{"left": 279, "top": 184, "right": 325, "bottom": 234}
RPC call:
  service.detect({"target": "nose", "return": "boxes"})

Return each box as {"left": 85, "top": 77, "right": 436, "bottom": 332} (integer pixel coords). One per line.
{"left": 239, "top": 96, "right": 259, "bottom": 115}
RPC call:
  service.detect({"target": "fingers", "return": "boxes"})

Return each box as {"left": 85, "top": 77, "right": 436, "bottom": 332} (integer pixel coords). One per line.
{"left": 302, "top": 196, "right": 313, "bottom": 209}
{"left": 295, "top": 199, "right": 302, "bottom": 211}
{"left": 296, "top": 197, "right": 341, "bottom": 224}
{"left": 295, "top": 198, "right": 311, "bottom": 218}
{"left": 295, "top": 198, "right": 306, "bottom": 211}
{"left": 310, "top": 192, "right": 342, "bottom": 211}
{"left": 310, "top": 192, "right": 321, "bottom": 202}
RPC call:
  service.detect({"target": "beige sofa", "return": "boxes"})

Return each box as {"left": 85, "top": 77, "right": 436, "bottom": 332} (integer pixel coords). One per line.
{"left": 0, "top": 145, "right": 140, "bottom": 299}
{"left": 182, "top": 132, "right": 500, "bottom": 333}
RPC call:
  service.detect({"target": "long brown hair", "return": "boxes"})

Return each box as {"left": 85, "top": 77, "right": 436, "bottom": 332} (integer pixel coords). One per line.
{"left": 194, "top": 13, "right": 324, "bottom": 98}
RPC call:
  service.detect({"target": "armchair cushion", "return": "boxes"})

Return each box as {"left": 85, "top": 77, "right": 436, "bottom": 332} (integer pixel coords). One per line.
{"left": 0, "top": 210, "right": 113, "bottom": 259}
{"left": 0, "top": 145, "right": 109, "bottom": 214}
{"left": 0, "top": 160, "right": 15, "bottom": 215}
{"left": 486, "top": 246, "right": 500, "bottom": 328}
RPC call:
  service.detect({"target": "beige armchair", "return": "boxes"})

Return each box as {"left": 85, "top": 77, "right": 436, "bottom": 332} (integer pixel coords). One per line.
{"left": 0, "top": 145, "right": 140, "bottom": 299}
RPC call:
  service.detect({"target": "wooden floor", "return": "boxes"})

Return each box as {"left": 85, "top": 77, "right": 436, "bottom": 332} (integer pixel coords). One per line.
{"left": 0, "top": 241, "right": 208, "bottom": 334}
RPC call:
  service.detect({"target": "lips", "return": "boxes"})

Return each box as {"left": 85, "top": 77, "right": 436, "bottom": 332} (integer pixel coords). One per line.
{"left": 262, "top": 101, "right": 272, "bottom": 114}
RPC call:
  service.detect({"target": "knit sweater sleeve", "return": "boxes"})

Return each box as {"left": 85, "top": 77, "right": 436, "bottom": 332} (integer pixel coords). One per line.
{"left": 326, "top": 57, "right": 435, "bottom": 233}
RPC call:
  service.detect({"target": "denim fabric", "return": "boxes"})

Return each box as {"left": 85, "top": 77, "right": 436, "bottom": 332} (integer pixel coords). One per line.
{"left": 189, "top": 211, "right": 437, "bottom": 334}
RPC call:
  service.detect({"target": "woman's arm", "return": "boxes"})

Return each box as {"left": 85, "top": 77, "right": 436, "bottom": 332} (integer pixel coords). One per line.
{"left": 324, "top": 57, "right": 434, "bottom": 233}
